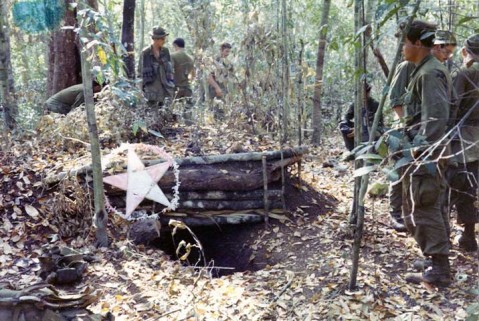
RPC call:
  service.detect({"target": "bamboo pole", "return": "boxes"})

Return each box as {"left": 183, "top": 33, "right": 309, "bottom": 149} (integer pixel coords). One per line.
{"left": 78, "top": 3, "right": 108, "bottom": 247}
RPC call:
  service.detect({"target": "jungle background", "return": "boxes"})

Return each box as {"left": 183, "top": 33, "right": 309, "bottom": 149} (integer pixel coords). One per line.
{"left": 0, "top": 0, "right": 478, "bottom": 320}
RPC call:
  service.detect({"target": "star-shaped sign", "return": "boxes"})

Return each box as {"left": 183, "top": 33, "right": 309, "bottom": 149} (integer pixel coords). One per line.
{"left": 103, "top": 147, "right": 171, "bottom": 216}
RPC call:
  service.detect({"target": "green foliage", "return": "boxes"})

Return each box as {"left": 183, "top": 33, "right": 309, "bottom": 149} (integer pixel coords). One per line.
{"left": 466, "top": 302, "right": 479, "bottom": 321}
{"left": 132, "top": 119, "right": 147, "bottom": 136}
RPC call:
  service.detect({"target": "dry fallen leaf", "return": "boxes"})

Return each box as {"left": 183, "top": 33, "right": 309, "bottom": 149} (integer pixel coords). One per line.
{"left": 24, "top": 204, "right": 40, "bottom": 219}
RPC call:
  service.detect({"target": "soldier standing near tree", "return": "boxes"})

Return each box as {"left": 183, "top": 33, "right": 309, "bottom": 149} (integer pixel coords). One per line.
{"left": 447, "top": 34, "right": 479, "bottom": 252}
{"left": 207, "top": 42, "right": 234, "bottom": 100}
{"left": 388, "top": 30, "right": 457, "bottom": 234}
{"left": 141, "top": 26, "right": 175, "bottom": 108}
{"left": 392, "top": 20, "right": 454, "bottom": 287}
{"left": 171, "top": 38, "right": 195, "bottom": 123}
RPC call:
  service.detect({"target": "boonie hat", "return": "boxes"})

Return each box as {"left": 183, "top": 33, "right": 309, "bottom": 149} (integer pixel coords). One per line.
{"left": 464, "top": 34, "right": 479, "bottom": 56}
{"left": 434, "top": 30, "right": 457, "bottom": 45}
{"left": 150, "top": 26, "right": 168, "bottom": 39}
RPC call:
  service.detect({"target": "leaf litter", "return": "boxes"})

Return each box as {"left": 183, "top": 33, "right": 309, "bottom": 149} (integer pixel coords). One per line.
{"left": 0, "top": 121, "right": 477, "bottom": 320}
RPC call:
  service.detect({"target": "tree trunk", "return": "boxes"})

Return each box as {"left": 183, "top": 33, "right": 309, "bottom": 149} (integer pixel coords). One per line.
{"left": 47, "top": 0, "right": 81, "bottom": 96}
{"left": 79, "top": 19, "right": 108, "bottom": 247}
{"left": 121, "top": 0, "right": 135, "bottom": 79}
{"left": 311, "top": 0, "right": 331, "bottom": 145}
{"left": 137, "top": 0, "right": 145, "bottom": 88}
{"left": 0, "top": 1, "right": 17, "bottom": 130}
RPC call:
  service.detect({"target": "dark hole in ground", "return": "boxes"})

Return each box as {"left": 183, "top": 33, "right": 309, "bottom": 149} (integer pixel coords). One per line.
{"left": 149, "top": 176, "right": 338, "bottom": 277}
{"left": 151, "top": 222, "right": 264, "bottom": 277}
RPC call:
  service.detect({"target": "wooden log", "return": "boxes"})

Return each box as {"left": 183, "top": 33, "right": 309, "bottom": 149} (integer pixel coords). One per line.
{"left": 107, "top": 189, "right": 283, "bottom": 200}
{"left": 43, "top": 147, "right": 308, "bottom": 185}
{"left": 146, "top": 146, "right": 308, "bottom": 166}
{"left": 157, "top": 156, "right": 301, "bottom": 191}
{"left": 178, "top": 199, "right": 282, "bottom": 211}
{"left": 129, "top": 213, "right": 266, "bottom": 243}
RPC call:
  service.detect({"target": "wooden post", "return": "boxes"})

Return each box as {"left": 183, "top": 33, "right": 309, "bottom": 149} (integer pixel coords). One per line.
{"left": 78, "top": 3, "right": 109, "bottom": 247}
{"left": 262, "top": 155, "right": 270, "bottom": 225}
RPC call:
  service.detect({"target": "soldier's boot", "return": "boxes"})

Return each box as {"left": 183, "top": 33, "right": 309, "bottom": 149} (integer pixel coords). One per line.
{"left": 412, "top": 257, "right": 432, "bottom": 271}
{"left": 458, "top": 224, "right": 478, "bottom": 252}
{"left": 390, "top": 213, "right": 407, "bottom": 232}
{"left": 405, "top": 255, "right": 452, "bottom": 287}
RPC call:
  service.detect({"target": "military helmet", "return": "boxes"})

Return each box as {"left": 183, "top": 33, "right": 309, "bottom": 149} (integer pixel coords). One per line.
{"left": 464, "top": 34, "right": 479, "bottom": 55}
{"left": 434, "top": 30, "right": 457, "bottom": 45}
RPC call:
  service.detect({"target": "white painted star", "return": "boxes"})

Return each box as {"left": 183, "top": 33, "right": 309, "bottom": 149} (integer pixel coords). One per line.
{"left": 103, "top": 147, "right": 171, "bottom": 216}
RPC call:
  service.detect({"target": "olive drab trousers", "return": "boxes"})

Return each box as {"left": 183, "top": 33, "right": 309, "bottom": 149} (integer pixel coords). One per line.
{"left": 447, "top": 161, "right": 479, "bottom": 225}
{"left": 402, "top": 164, "right": 450, "bottom": 257}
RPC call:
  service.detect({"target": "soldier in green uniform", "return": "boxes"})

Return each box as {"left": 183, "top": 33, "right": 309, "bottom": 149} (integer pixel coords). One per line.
{"left": 394, "top": 21, "right": 454, "bottom": 287}
{"left": 141, "top": 26, "right": 175, "bottom": 108}
{"left": 387, "top": 30, "right": 457, "bottom": 234}
{"left": 447, "top": 34, "right": 479, "bottom": 252}
{"left": 431, "top": 30, "right": 457, "bottom": 63}
{"left": 44, "top": 82, "right": 102, "bottom": 115}
{"left": 207, "top": 43, "right": 234, "bottom": 100}
{"left": 171, "top": 38, "right": 195, "bottom": 122}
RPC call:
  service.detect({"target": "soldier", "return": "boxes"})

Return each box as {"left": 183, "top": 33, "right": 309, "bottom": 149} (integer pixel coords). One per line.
{"left": 387, "top": 30, "right": 457, "bottom": 234}
{"left": 171, "top": 38, "right": 195, "bottom": 123}
{"left": 447, "top": 34, "right": 479, "bottom": 252}
{"left": 394, "top": 20, "right": 453, "bottom": 287}
{"left": 207, "top": 42, "right": 234, "bottom": 100}
{"left": 44, "top": 82, "right": 102, "bottom": 115}
{"left": 431, "top": 30, "right": 457, "bottom": 64}
{"left": 339, "top": 83, "right": 383, "bottom": 151}
{"left": 141, "top": 26, "right": 175, "bottom": 108}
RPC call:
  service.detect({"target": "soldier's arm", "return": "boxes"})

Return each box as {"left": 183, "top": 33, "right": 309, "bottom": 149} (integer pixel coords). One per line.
{"left": 419, "top": 71, "right": 450, "bottom": 144}
{"left": 452, "top": 69, "right": 466, "bottom": 119}
{"left": 207, "top": 73, "right": 223, "bottom": 96}
{"left": 389, "top": 62, "right": 411, "bottom": 119}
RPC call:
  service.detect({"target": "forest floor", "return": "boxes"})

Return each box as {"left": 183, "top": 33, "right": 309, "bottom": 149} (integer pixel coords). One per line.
{"left": 1, "top": 115, "right": 478, "bottom": 321}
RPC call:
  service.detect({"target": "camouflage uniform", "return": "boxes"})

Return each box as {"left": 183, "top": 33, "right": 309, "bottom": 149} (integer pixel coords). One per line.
{"left": 401, "top": 55, "right": 453, "bottom": 258}
{"left": 44, "top": 84, "right": 85, "bottom": 115}
{"left": 208, "top": 55, "right": 234, "bottom": 100}
{"left": 448, "top": 61, "right": 479, "bottom": 251}
{"left": 142, "top": 46, "right": 175, "bottom": 107}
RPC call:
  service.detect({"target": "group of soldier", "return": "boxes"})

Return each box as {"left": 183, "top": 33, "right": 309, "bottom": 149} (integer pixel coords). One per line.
{"left": 44, "top": 25, "right": 234, "bottom": 121}
{"left": 342, "top": 20, "right": 479, "bottom": 287}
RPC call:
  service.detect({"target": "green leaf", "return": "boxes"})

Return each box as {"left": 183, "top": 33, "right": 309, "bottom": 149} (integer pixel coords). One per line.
{"left": 353, "top": 165, "right": 376, "bottom": 178}
{"left": 132, "top": 122, "right": 139, "bottom": 136}
{"left": 382, "top": 168, "right": 399, "bottom": 182}
{"left": 148, "top": 129, "right": 164, "bottom": 138}
{"left": 355, "top": 24, "right": 370, "bottom": 37}
{"left": 394, "top": 156, "right": 411, "bottom": 170}
{"left": 458, "top": 16, "right": 477, "bottom": 26}
{"left": 355, "top": 153, "right": 383, "bottom": 161}
{"left": 376, "top": 140, "right": 388, "bottom": 158}
{"left": 387, "top": 135, "right": 401, "bottom": 152}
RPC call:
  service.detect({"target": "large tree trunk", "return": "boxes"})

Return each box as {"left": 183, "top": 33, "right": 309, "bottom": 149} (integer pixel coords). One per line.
{"left": 0, "top": 1, "right": 17, "bottom": 130}
{"left": 121, "top": 0, "right": 135, "bottom": 79}
{"left": 311, "top": 0, "right": 331, "bottom": 145}
{"left": 47, "top": 0, "right": 81, "bottom": 96}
